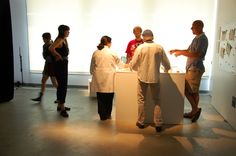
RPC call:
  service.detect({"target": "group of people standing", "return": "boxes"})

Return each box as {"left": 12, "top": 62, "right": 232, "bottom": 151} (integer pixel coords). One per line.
{"left": 32, "top": 25, "right": 71, "bottom": 118}
{"left": 90, "top": 20, "right": 208, "bottom": 132}
{"left": 32, "top": 20, "right": 208, "bottom": 133}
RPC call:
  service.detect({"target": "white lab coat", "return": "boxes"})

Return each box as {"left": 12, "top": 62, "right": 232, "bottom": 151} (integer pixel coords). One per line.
{"left": 90, "top": 46, "right": 123, "bottom": 93}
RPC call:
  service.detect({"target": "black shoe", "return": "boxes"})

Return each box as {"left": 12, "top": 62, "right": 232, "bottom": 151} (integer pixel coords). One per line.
{"left": 60, "top": 110, "right": 69, "bottom": 117}
{"left": 57, "top": 107, "right": 71, "bottom": 111}
{"left": 31, "top": 92, "right": 43, "bottom": 102}
{"left": 54, "top": 100, "right": 59, "bottom": 103}
{"left": 31, "top": 97, "right": 42, "bottom": 102}
{"left": 155, "top": 126, "right": 162, "bottom": 132}
{"left": 100, "top": 118, "right": 107, "bottom": 121}
{"left": 191, "top": 108, "right": 202, "bottom": 122}
{"left": 183, "top": 112, "right": 194, "bottom": 118}
{"left": 136, "top": 122, "right": 145, "bottom": 129}
{"left": 100, "top": 115, "right": 108, "bottom": 120}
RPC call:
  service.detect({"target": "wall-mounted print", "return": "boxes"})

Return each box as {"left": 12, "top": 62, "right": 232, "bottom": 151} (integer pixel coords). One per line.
{"left": 218, "top": 23, "right": 236, "bottom": 74}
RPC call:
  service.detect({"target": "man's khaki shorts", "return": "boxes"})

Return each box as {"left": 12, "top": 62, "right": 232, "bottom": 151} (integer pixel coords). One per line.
{"left": 185, "top": 68, "right": 204, "bottom": 93}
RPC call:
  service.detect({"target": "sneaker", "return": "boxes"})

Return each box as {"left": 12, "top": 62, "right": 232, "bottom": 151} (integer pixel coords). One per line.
{"left": 60, "top": 110, "right": 69, "bottom": 118}
{"left": 155, "top": 126, "right": 162, "bottom": 132}
{"left": 136, "top": 122, "right": 145, "bottom": 129}
{"left": 57, "top": 106, "right": 71, "bottom": 111}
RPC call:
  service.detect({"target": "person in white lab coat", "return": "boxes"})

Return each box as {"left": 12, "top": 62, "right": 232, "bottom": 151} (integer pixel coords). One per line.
{"left": 90, "top": 35, "right": 124, "bottom": 121}
{"left": 129, "top": 29, "right": 171, "bottom": 132}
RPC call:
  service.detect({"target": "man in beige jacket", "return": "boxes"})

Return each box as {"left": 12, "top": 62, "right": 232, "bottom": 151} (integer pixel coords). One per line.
{"left": 130, "top": 29, "right": 171, "bottom": 132}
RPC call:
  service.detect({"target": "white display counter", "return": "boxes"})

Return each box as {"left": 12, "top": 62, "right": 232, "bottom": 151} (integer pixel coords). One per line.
{"left": 114, "top": 70, "right": 185, "bottom": 125}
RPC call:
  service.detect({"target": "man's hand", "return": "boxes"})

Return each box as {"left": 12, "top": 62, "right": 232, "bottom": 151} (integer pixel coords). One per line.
{"left": 169, "top": 49, "right": 177, "bottom": 55}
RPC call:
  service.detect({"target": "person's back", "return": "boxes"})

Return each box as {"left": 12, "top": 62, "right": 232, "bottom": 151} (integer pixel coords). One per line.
{"left": 129, "top": 29, "right": 170, "bottom": 132}
{"left": 90, "top": 35, "right": 124, "bottom": 121}
{"left": 92, "top": 48, "right": 119, "bottom": 72}
{"left": 133, "top": 42, "right": 170, "bottom": 83}
{"left": 43, "top": 40, "right": 53, "bottom": 60}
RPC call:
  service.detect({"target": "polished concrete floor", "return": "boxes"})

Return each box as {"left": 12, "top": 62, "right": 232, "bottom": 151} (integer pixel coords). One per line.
{"left": 0, "top": 87, "right": 236, "bottom": 156}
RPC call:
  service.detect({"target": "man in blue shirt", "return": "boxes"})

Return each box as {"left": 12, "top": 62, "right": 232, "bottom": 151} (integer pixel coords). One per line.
{"left": 170, "top": 20, "right": 208, "bottom": 122}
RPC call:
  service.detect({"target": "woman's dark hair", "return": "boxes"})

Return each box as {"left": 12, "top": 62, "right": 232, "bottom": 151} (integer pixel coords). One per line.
{"left": 57, "top": 24, "right": 70, "bottom": 38}
{"left": 42, "top": 32, "right": 51, "bottom": 40}
{"left": 97, "top": 36, "right": 112, "bottom": 50}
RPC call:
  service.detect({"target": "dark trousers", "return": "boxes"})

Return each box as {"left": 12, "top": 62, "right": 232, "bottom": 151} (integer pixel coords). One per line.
{"left": 54, "top": 60, "right": 68, "bottom": 104}
{"left": 96, "top": 92, "right": 114, "bottom": 120}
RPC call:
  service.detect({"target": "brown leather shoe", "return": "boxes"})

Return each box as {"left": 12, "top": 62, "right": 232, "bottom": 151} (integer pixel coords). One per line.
{"left": 191, "top": 108, "right": 202, "bottom": 122}
{"left": 136, "top": 122, "right": 145, "bottom": 129}
{"left": 183, "top": 112, "right": 194, "bottom": 118}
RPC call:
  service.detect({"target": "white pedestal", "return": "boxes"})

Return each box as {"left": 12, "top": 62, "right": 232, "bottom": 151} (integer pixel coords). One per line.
{"left": 114, "top": 71, "right": 185, "bottom": 125}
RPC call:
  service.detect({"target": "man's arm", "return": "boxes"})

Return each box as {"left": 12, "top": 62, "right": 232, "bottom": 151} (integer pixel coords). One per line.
{"left": 170, "top": 49, "right": 200, "bottom": 58}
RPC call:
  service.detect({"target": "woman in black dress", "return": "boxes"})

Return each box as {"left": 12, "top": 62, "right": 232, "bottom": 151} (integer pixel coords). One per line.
{"left": 49, "top": 25, "right": 70, "bottom": 117}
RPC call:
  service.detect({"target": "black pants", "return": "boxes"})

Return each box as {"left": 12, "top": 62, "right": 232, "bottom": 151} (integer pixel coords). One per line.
{"left": 54, "top": 60, "right": 68, "bottom": 104}
{"left": 96, "top": 92, "right": 114, "bottom": 120}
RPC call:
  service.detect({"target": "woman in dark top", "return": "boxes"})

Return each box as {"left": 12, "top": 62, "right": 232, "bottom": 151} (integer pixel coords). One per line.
{"left": 49, "top": 25, "right": 70, "bottom": 117}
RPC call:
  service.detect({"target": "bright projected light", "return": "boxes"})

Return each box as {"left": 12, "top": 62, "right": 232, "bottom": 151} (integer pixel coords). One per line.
{"left": 27, "top": 0, "right": 215, "bottom": 75}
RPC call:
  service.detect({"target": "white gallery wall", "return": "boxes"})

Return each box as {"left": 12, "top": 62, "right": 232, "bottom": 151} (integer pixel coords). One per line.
{"left": 211, "top": 0, "right": 236, "bottom": 129}
{"left": 10, "top": 0, "right": 216, "bottom": 87}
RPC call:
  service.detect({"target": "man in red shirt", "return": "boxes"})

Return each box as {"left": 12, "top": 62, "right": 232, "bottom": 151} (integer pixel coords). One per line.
{"left": 125, "top": 26, "right": 144, "bottom": 63}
